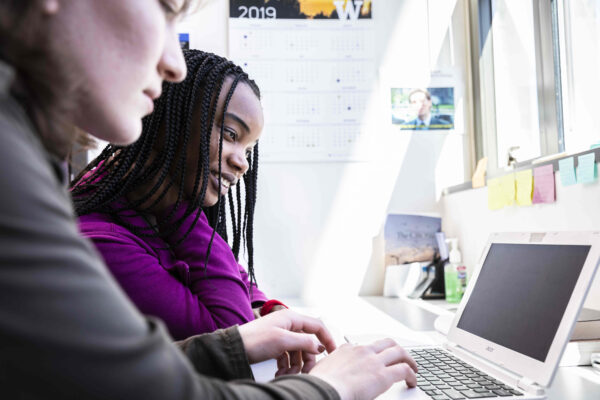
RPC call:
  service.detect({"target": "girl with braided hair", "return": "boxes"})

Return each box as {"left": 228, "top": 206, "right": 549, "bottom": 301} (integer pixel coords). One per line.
{"left": 70, "top": 49, "right": 285, "bottom": 340}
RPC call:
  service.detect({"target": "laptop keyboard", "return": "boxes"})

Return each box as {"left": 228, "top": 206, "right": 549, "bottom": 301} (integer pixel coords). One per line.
{"left": 410, "top": 348, "right": 523, "bottom": 399}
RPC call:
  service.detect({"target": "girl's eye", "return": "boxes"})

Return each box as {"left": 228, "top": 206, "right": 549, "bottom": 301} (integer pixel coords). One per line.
{"left": 225, "top": 128, "right": 237, "bottom": 141}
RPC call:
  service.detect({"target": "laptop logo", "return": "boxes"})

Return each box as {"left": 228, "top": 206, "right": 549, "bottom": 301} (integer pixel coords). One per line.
{"left": 529, "top": 232, "right": 546, "bottom": 242}
{"left": 486, "top": 346, "right": 494, "bottom": 352}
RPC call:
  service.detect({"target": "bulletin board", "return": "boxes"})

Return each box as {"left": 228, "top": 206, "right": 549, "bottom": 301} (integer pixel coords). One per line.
{"left": 228, "top": 0, "right": 375, "bottom": 162}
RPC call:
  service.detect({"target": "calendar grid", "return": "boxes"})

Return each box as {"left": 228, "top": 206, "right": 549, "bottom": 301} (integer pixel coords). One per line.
{"left": 229, "top": 11, "right": 375, "bottom": 162}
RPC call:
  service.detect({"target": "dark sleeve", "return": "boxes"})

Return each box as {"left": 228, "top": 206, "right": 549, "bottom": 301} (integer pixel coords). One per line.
{"left": 175, "top": 326, "right": 255, "bottom": 380}
{"left": 0, "top": 98, "right": 340, "bottom": 400}
{"left": 176, "top": 326, "right": 340, "bottom": 399}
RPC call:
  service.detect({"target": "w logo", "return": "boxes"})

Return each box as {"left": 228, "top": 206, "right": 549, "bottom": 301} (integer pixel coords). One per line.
{"left": 333, "top": 1, "right": 363, "bottom": 20}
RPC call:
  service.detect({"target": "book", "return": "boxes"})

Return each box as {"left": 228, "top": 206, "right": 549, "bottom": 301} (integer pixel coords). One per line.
{"left": 560, "top": 308, "right": 600, "bottom": 366}
{"left": 571, "top": 308, "right": 600, "bottom": 341}
{"left": 559, "top": 339, "right": 600, "bottom": 366}
{"left": 384, "top": 214, "right": 441, "bottom": 266}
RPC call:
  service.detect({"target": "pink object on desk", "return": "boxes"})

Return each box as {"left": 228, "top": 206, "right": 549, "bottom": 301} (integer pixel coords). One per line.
{"left": 532, "top": 164, "right": 556, "bottom": 204}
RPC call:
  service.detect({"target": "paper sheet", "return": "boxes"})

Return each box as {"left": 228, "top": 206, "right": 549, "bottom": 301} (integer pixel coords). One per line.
{"left": 472, "top": 157, "right": 488, "bottom": 188}
{"left": 515, "top": 170, "right": 533, "bottom": 206}
{"left": 499, "top": 173, "right": 515, "bottom": 206}
{"left": 532, "top": 164, "right": 556, "bottom": 204}
{"left": 577, "top": 153, "right": 597, "bottom": 184}
{"left": 559, "top": 157, "right": 577, "bottom": 186}
{"left": 228, "top": 3, "right": 375, "bottom": 162}
{"left": 487, "top": 177, "right": 503, "bottom": 210}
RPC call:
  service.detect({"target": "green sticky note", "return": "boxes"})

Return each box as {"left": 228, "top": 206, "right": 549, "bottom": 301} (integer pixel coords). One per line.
{"left": 577, "top": 153, "right": 597, "bottom": 184}
{"left": 559, "top": 157, "right": 576, "bottom": 186}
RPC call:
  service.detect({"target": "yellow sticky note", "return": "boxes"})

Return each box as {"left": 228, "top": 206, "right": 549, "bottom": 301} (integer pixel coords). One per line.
{"left": 515, "top": 170, "right": 533, "bottom": 206}
{"left": 499, "top": 173, "right": 516, "bottom": 206}
{"left": 487, "top": 177, "right": 504, "bottom": 210}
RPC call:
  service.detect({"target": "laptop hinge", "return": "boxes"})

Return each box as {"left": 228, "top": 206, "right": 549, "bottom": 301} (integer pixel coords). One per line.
{"left": 517, "top": 378, "right": 545, "bottom": 395}
{"left": 445, "top": 343, "right": 546, "bottom": 396}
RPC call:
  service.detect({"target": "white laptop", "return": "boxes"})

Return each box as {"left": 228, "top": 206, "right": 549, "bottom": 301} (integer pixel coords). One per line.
{"left": 393, "top": 231, "right": 600, "bottom": 400}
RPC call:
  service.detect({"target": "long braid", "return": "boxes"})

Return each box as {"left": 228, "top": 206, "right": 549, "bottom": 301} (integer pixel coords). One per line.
{"left": 228, "top": 182, "right": 241, "bottom": 259}
{"left": 168, "top": 60, "right": 231, "bottom": 251}
{"left": 156, "top": 55, "right": 216, "bottom": 235}
{"left": 71, "top": 50, "right": 262, "bottom": 289}
{"left": 203, "top": 74, "right": 243, "bottom": 271}
{"left": 243, "top": 145, "right": 259, "bottom": 288}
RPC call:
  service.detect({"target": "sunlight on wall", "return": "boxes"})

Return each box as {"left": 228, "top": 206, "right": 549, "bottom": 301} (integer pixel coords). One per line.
{"left": 428, "top": 0, "right": 458, "bottom": 68}
{"left": 435, "top": 135, "right": 465, "bottom": 201}
{"left": 178, "top": 0, "right": 228, "bottom": 56}
{"left": 303, "top": 104, "right": 414, "bottom": 304}
{"left": 303, "top": 0, "right": 466, "bottom": 304}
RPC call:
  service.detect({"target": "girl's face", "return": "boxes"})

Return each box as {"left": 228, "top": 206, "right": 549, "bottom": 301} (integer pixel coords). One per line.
{"left": 51, "top": 0, "right": 186, "bottom": 145}
{"left": 187, "top": 78, "right": 264, "bottom": 207}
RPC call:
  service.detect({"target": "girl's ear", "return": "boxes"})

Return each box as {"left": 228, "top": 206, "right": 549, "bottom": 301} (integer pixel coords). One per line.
{"left": 42, "top": 0, "right": 60, "bottom": 15}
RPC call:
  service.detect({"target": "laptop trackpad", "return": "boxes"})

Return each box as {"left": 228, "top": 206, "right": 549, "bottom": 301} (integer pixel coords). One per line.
{"left": 377, "top": 382, "right": 432, "bottom": 400}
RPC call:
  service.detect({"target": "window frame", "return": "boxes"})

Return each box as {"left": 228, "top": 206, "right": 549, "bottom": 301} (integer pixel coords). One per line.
{"left": 470, "top": 0, "right": 564, "bottom": 177}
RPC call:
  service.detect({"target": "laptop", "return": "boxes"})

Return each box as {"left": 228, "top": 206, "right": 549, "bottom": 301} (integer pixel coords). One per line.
{"left": 389, "top": 231, "right": 600, "bottom": 400}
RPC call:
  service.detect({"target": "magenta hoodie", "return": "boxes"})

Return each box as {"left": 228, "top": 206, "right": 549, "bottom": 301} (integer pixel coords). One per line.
{"left": 78, "top": 203, "right": 267, "bottom": 340}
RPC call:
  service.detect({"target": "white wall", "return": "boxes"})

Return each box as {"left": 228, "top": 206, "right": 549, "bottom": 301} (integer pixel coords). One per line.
{"left": 441, "top": 176, "right": 600, "bottom": 310}
{"left": 178, "top": 0, "right": 472, "bottom": 304}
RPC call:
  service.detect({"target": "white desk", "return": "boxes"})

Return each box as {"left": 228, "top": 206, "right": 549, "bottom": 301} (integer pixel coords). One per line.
{"left": 253, "top": 296, "right": 600, "bottom": 399}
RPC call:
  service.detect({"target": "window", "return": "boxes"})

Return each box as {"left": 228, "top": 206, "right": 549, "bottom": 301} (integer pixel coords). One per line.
{"left": 558, "top": 0, "right": 600, "bottom": 153}
{"left": 472, "top": 0, "right": 562, "bottom": 174}
{"left": 491, "top": 1, "right": 542, "bottom": 167}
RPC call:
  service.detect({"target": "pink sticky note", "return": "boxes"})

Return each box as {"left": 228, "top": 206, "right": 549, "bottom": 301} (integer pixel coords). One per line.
{"left": 532, "top": 164, "right": 556, "bottom": 204}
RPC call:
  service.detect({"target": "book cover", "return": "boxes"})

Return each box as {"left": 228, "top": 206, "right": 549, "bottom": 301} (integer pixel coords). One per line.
{"left": 384, "top": 214, "right": 442, "bottom": 266}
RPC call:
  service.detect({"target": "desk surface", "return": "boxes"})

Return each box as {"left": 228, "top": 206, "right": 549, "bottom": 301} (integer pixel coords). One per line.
{"left": 360, "top": 296, "right": 600, "bottom": 400}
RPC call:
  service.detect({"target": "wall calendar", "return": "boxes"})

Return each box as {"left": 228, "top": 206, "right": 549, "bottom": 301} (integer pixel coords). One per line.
{"left": 229, "top": 0, "right": 374, "bottom": 162}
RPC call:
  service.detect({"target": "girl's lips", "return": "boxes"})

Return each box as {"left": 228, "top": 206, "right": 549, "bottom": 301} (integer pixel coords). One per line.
{"left": 210, "top": 173, "right": 231, "bottom": 196}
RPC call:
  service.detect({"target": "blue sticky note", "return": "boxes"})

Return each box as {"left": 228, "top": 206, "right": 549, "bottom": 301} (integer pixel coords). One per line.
{"left": 558, "top": 157, "right": 576, "bottom": 186}
{"left": 577, "top": 153, "right": 597, "bottom": 184}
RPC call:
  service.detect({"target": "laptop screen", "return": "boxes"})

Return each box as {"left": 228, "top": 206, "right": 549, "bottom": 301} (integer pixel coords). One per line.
{"left": 456, "top": 243, "right": 590, "bottom": 362}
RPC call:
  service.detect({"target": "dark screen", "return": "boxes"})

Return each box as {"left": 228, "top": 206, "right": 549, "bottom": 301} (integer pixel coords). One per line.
{"left": 457, "top": 243, "right": 590, "bottom": 362}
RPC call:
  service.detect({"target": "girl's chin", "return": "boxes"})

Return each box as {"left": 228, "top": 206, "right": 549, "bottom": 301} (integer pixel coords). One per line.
{"left": 203, "top": 193, "right": 219, "bottom": 207}
{"left": 184, "top": 191, "right": 218, "bottom": 208}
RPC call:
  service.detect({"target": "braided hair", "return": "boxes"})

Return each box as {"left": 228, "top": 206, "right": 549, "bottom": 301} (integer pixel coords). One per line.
{"left": 71, "top": 50, "right": 261, "bottom": 287}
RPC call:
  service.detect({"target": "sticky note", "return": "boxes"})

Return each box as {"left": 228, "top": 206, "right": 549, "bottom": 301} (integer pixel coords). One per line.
{"left": 532, "top": 164, "right": 555, "bottom": 204}
{"left": 558, "top": 157, "right": 576, "bottom": 186}
{"left": 577, "top": 153, "right": 597, "bottom": 184}
{"left": 487, "top": 177, "right": 504, "bottom": 210}
{"left": 515, "top": 170, "right": 533, "bottom": 206}
{"left": 499, "top": 173, "right": 515, "bottom": 206}
{"left": 472, "top": 157, "right": 488, "bottom": 189}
